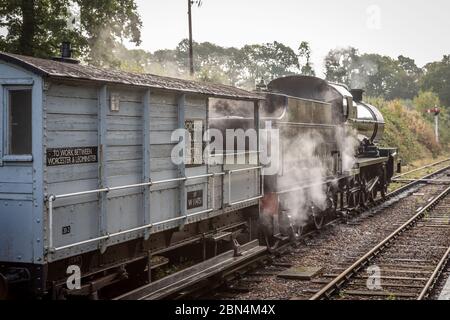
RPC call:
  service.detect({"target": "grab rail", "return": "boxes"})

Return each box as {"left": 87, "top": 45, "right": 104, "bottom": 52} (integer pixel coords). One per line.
{"left": 47, "top": 166, "right": 263, "bottom": 253}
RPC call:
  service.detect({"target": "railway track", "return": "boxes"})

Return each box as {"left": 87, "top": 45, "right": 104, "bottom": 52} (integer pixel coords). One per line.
{"left": 208, "top": 164, "right": 450, "bottom": 300}
{"left": 310, "top": 185, "right": 450, "bottom": 300}
{"left": 115, "top": 162, "right": 450, "bottom": 300}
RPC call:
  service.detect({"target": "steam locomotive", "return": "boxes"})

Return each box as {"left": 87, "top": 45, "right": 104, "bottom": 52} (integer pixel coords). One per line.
{"left": 0, "top": 51, "right": 398, "bottom": 299}
{"left": 258, "top": 76, "right": 397, "bottom": 249}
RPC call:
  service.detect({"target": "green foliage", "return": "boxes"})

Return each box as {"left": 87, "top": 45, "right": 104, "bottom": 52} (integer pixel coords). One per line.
{"left": 1, "top": 1, "right": 449, "bottom": 163}
{"left": 368, "top": 96, "right": 442, "bottom": 164}
{"left": 413, "top": 91, "right": 440, "bottom": 113}
{"left": 421, "top": 55, "right": 450, "bottom": 107}
{"left": 175, "top": 39, "right": 247, "bottom": 85}
{"left": 298, "top": 41, "right": 315, "bottom": 76}
{"left": 0, "top": 0, "right": 142, "bottom": 67}
{"left": 240, "top": 41, "right": 300, "bottom": 88}
{"left": 324, "top": 48, "right": 421, "bottom": 100}
{"left": 121, "top": 39, "right": 303, "bottom": 89}
{"left": 437, "top": 108, "right": 450, "bottom": 146}
{"left": 413, "top": 91, "right": 450, "bottom": 146}
{"left": 112, "top": 45, "right": 152, "bottom": 73}
{"left": 0, "top": 0, "right": 84, "bottom": 57}
{"left": 324, "top": 47, "right": 360, "bottom": 85}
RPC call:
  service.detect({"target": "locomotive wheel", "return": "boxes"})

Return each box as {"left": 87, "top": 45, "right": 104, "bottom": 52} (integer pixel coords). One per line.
{"left": 260, "top": 216, "right": 281, "bottom": 252}
{"left": 264, "top": 232, "right": 281, "bottom": 252}
{"left": 311, "top": 206, "right": 325, "bottom": 230}
{"left": 368, "top": 186, "right": 377, "bottom": 203}
{"left": 291, "top": 224, "right": 304, "bottom": 240}
{"left": 359, "top": 177, "right": 369, "bottom": 208}
{"left": 379, "top": 166, "right": 388, "bottom": 200}
{"left": 346, "top": 180, "right": 358, "bottom": 209}
{"left": 326, "top": 185, "right": 337, "bottom": 216}
{"left": 380, "top": 183, "right": 388, "bottom": 199}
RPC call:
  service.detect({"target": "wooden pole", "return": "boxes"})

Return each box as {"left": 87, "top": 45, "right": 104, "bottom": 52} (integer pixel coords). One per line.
{"left": 188, "top": 0, "right": 194, "bottom": 76}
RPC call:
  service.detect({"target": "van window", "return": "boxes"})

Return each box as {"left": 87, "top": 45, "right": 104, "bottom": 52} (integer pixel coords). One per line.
{"left": 7, "top": 89, "right": 32, "bottom": 155}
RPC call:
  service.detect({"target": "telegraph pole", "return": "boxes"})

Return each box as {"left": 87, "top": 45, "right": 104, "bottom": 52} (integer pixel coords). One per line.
{"left": 187, "top": 0, "right": 202, "bottom": 76}
{"left": 188, "top": 0, "right": 194, "bottom": 76}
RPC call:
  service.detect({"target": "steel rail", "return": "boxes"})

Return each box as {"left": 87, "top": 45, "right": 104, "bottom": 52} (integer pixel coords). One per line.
{"left": 392, "top": 178, "right": 450, "bottom": 184}
{"left": 183, "top": 164, "right": 450, "bottom": 301}
{"left": 418, "top": 246, "right": 450, "bottom": 300}
{"left": 310, "top": 184, "right": 450, "bottom": 300}
{"left": 393, "top": 158, "right": 450, "bottom": 180}
{"left": 383, "top": 164, "right": 450, "bottom": 200}
{"left": 112, "top": 164, "right": 450, "bottom": 301}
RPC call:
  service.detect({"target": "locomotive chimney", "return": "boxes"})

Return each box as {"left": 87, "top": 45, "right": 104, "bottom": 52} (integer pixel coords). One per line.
{"left": 351, "top": 89, "right": 364, "bottom": 103}
{"left": 256, "top": 79, "right": 268, "bottom": 92}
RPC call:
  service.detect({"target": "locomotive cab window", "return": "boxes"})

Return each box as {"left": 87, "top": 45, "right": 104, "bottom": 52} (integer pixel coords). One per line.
{"left": 5, "top": 88, "right": 32, "bottom": 156}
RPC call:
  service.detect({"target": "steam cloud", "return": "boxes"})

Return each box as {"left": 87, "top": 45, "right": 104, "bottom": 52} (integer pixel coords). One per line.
{"left": 336, "top": 126, "right": 360, "bottom": 172}
{"left": 277, "top": 130, "right": 329, "bottom": 227}
{"left": 350, "top": 58, "right": 378, "bottom": 90}
{"left": 268, "top": 125, "right": 359, "bottom": 231}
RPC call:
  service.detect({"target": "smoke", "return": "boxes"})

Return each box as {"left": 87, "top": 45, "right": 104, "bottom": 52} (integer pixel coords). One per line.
{"left": 276, "top": 130, "right": 329, "bottom": 227}
{"left": 264, "top": 124, "right": 359, "bottom": 232}
{"left": 350, "top": 58, "right": 378, "bottom": 90}
{"left": 66, "top": 2, "right": 81, "bottom": 31}
{"left": 336, "top": 125, "right": 360, "bottom": 172}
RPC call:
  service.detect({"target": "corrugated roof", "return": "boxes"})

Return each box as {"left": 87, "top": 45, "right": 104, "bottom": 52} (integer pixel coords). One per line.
{"left": 0, "top": 52, "right": 262, "bottom": 100}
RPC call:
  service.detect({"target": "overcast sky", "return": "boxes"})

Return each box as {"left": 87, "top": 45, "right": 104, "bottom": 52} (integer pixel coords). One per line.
{"left": 131, "top": 0, "right": 450, "bottom": 76}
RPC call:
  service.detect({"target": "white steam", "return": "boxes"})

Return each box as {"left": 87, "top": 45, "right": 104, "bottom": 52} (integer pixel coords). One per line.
{"left": 336, "top": 125, "right": 359, "bottom": 172}
{"left": 350, "top": 58, "right": 378, "bottom": 90}
{"left": 272, "top": 125, "right": 358, "bottom": 230}
{"left": 277, "top": 130, "right": 329, "bottom": 227}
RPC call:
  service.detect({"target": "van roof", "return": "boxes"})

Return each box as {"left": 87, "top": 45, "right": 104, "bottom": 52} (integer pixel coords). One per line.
{"left": 0, "top": 52, "right": 262, "bottom": 101}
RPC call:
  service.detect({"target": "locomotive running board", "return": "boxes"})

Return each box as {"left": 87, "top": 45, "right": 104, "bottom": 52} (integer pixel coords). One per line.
{"left": 115, "top": 240, "right": 267, "bottom": 300}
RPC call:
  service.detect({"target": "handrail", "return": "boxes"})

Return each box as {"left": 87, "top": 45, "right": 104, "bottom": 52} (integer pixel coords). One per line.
{"left": 47, "top": 166, "right": 263, "bottom": 254}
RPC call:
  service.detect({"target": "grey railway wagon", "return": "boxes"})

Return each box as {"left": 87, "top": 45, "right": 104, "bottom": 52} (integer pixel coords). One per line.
{"left": 0, "top": 52, "right": 263, "bottom": 271}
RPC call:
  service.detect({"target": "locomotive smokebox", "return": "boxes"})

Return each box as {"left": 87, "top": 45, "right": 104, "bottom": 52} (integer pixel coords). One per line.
{"left": 351, "top": 89, "right": 364, "bottom": 103}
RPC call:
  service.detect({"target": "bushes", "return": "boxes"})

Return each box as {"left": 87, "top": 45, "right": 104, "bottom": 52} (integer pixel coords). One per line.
{"left": 366, "top": 97, "right": 443, "bottom": 164}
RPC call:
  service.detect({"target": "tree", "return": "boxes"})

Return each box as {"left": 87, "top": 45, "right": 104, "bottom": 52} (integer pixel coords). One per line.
{"left": 113, "top": 44, "right": 152, "bottom": 73}
{"left": 324, "top": 47, "right": 360, "bottom": 85}
{"left": 413, "top": 91, "right": 440, "bottom": 113}
{"left": 421, "top": 55, "right": 450, "bottom": 107}
{"left": 175, "top": 39, "right": 241, "bottom": 83}
{"left": 298, "top": 41, "right": 315, "bottom": 76}
{"left": 398, "top": 55, "right": 422, "bottom": 77}
{"left": 147, "top": 48, "right": 181, "bottom": 78}
{"left": 240, "top": 41, "right": 300, "bottom": 89}
{"left": 0, "top": 0, "right": 142, "bottom": 67}
{"left": 325, "top": 48, "right": 420, "bottom": 100}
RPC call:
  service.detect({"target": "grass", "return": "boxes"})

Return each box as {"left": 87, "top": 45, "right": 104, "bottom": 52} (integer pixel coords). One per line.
{"left": 388, "top": 153, "right": 450, "bottom": 193}
{"left": 367, "top": 97, "right": 448, "bottom": 165}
